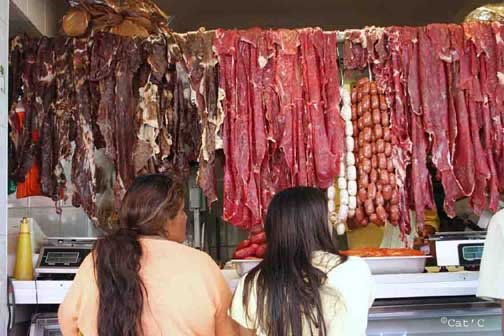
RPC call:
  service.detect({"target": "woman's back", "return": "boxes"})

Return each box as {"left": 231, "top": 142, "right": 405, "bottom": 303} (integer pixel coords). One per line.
{"left": 231, "top": 252, "right": 374, "bottom": 336}
{"left": 59, "top": 238, "right": 235, "bottom": 336}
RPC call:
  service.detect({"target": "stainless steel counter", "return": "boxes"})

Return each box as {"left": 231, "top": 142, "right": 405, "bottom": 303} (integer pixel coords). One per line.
{"left": 368, "top": 296, "right": 502, "bottom": 335}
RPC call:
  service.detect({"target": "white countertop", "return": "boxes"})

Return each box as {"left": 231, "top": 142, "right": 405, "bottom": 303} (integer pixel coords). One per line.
{"left": 11, "top": 271, "right": 480, "bottom": 305}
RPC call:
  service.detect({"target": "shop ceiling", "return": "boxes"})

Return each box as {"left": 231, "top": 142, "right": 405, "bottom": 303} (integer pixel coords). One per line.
{"left": 161, "top": 0, "right": 501, "bottom": 32}
{"left": 8, "top": 0, "right": 504, "bottom": 37}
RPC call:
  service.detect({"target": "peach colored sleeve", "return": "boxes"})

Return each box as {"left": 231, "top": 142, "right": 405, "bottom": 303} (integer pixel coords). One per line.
{"left": 58, "top": 254, "right": 93, "bottom": 336}
{"left": 206, "top": 256, "right": 238, "bottom": 336}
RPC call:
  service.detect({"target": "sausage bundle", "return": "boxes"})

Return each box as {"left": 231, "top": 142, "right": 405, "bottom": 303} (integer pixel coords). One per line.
{"left": 349, "top": 78, "right": 400, "bottom": 228}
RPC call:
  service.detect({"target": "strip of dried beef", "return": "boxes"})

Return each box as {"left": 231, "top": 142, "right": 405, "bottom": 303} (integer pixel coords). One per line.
{"left": 35, "top": 37, "right": 59, "bottom": 199}
{"left": 53, "top": 37, "right": 76, "bottom": 201}
{"left": 71, "top": 38, "right": 97, "bottom": 220}
{"left": 11, "top": 38, "right": 39, "bottom": 183}
{"left": 174, "top": 30, "right": 222, "bottom": 206}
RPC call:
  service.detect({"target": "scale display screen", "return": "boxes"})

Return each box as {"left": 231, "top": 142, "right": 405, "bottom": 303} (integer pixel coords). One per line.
{"left": 462, "top": 245, "right": 484, "bottom": 261}
{"left": 45, "top": 252, "right": 79, "bottom": 265}
{"left": 39, "top": 248, "right": 90, "bottom": 268}
{"left": 458, "top": 243, "right": 484, "bottom": 266}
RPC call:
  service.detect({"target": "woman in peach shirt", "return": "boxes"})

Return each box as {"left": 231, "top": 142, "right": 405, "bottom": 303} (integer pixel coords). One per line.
{"left": 58, "top": 174, "right": 236, "bottom": 336}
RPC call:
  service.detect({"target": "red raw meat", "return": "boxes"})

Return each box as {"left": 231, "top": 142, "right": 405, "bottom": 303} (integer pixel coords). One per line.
{"left": 400, "top": 26, "right": 436, "bottom": 228}
{"left": 300, "top": 29, "right": 339, "bottom": 188}
{"left": 216, "top": 28, "right": 343, "bottom": 230}
{"left": 464, "top": 22, "right": 501, "bottom": 212}
{"left": 384, "top": 26, "right": 412, "bottom": 233}
{"left": 448, "top": 25, "right": 476, "bottom": 197}
{"left": 215, "top": 29, "right": 243, "bottom": 227}
{"left": 344, "top": 30, "right": 368, "bottom": 70}
{"left": 273, "top": 29, "right": 297, "bottom": 186}
{"left": 492, "top": 22, "right": 504, "bottom": 191}
{"left": 322, "top": 32, "right": 345, "bottom": 179}
{"left": 467, "top": 99, "right": 491, "bottom": 214}
{"left": 420, "top": 25, "right": 461, "bottom": 217}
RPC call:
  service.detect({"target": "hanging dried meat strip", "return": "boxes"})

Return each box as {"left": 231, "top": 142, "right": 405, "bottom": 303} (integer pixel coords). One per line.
{"left": 165, "top": 38, "right": 201, "bottom": 180}
{"left": 383, "top": 27, "right": 412, "bottom": 234}
{"left": 132, "top": 35, "right": 166, "bottom": 176}
{"left": 111, "top": 37, "right": 142, "bottom": 203}
{"left": 174, "top": 30, "right": 222, "bottom": 205}
{"left": 299, "top": 28, "right": 342, "bottom": 188}
{"left": 464, "top": 22, "right": 501, "bottom": 213}
{"left": 71, "top": 38, "right": 97, "bottom": 220}
{"left": 447, "top": 25, "right": 476, "bottom": 199}
{"left": 8, "top": 36, "right": 25, "bottom": 180}
{"left": 215, "top": 28, "right": 344, "bottom": 230}
{"left": 344, "top": 30, "right": 368, "bottom": 70}
{"left": 11, "top": 38, "right": 39, "bottom": 183}
{"left": 269, "top": 29, "right": 297, "bottom": 190}
{"left": 90, "top": 32, "right": 121, "bottom": 163}
{"left": 35, "top": 37, "right": 59, "bottom": 199}
{"left": 9, "top": 35, "right": 25, "bottom": 108}
{"left": 492, "top": 22, "right": 504, "bottom": 191}
{"left": 419, "top": 25, "right": 462, "bottom": 218}
{"left": 53, "top": 37, "right": 77, "bottom": 200}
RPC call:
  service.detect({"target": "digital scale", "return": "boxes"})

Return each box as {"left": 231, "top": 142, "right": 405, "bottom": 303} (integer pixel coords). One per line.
{"left": 35, "top": 237, "right": 95, "bottom": 278}
{"left": 429, "top": 231, "right": 486, "bottom": 267}
{"left": 25, "top": 238, "right": 96, "bottom": 336}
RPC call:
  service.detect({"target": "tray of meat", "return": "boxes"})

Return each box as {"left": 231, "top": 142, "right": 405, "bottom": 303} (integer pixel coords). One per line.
{"left": 340, "top": 248, "right": 430, "bottom": 274}
{"left": 340, "top": 248, "right": 424, "bottom": 257}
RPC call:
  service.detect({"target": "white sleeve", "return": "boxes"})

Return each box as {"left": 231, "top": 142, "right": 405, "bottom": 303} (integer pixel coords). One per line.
{"left": 326, "top": 257, "right": 374, "bottom": 335}
{"left": 229, "top": 275, "right": 258, "bottom": 330}
{"left": 477, "top": 214, "right": 504, "bottom": 300}
{"left": 368, "top": 270, "right": 376, "bottom": 308}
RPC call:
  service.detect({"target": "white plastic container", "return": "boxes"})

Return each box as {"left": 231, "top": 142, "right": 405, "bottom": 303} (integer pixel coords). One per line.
{"left": 232, "top": 259, "right": 262, "bottom": 276}
{"left": 363, "top": 256, "right": 430, "bottom": 275}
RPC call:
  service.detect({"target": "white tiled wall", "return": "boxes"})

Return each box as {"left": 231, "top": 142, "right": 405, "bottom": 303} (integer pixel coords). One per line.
{"left": 0, "top": 0, "right": 7, "bottom": 24}
{"left": 7, "top": 153, "right": 98, "bottom": 238}
{"left": 1, "top": 0, "right": 9, "bottom": 333}
{"left": 0, "top": 235, "right": 6, "bottom": 334}
{"left": 0, "top": 18, "right": 7, "bottom": 127}
{"left": 0, "top": 127, "right": 6, "bottom": 237}
{"left": 10, "top": 0, "right": 60, "bottom": 37}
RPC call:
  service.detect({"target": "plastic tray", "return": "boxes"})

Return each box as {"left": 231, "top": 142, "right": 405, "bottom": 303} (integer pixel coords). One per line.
{"left": 362, "top": 256, "right": 430, "bottom": 274}
{"left": 231, "top": 259, "right": 262, "bottom": 276}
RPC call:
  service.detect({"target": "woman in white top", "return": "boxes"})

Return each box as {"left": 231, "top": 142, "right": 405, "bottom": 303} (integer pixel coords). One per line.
{"left": 231, "top": 186, "right": 375, "bottom": 336}
{"left": 477, "top": 208, "right": 504, "bottom": 335}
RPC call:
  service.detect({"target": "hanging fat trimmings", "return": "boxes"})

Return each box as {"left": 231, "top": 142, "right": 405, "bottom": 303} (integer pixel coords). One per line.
{"left": 329, "top": 86, "right": 356, "bottom": 236}
{"left": 342, "top": 87, "right": 358, "bottom": 217}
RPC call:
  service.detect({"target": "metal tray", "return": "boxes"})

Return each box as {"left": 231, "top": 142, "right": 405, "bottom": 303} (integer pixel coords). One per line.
{"left": 362, "top": 256, "right": 431, "bottom": 275}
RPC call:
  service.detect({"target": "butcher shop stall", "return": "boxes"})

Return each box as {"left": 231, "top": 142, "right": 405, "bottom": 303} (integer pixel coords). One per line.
{"left": 1, "top": 0, "right": 504, "bottom": 335}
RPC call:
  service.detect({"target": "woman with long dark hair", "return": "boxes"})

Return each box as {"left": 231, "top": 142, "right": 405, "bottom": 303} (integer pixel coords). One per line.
{"left": 59, "top": 174, "right": 236, "bottom": 336}
{"left": 230, "top": 187, "right": 375, "bottom": 336}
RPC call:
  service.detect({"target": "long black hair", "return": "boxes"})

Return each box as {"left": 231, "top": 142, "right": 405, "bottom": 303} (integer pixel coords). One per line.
{"left": 93, "top": 174, "right": 185, "bottom": 336}
{"left": 242, "top": 186, "right": 344, "bottom": 336}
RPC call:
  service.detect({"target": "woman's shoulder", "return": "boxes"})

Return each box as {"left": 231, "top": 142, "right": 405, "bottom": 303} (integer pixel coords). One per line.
{"left": 141, "top": 238, "right": 218, "bottom": 267}
{"left": 323, "top": 255, "right": 373, "bottom": 289}
{"left": 325, "top": 256, "right": 375, "bottom": 307}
